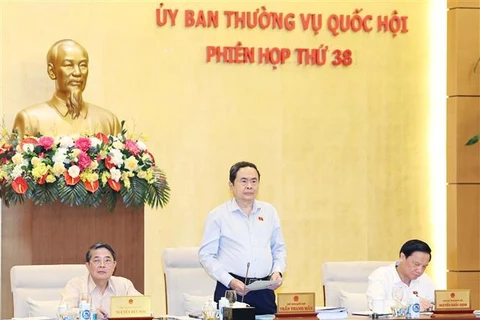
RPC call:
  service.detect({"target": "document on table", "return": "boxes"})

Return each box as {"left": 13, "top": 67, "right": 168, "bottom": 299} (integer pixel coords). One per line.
{"left": 246, "top": 279, "right": 281, "bottom": 291}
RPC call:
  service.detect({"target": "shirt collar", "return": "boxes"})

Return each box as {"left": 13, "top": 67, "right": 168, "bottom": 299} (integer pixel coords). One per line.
{"left": 49, "top": 94, "right": 88, "bottom": 119}
{"left": 228, "top": 198, "right": 261, "bottom": 216}
{"left": 87, "top": 274, "right": 115, "bottom": 294}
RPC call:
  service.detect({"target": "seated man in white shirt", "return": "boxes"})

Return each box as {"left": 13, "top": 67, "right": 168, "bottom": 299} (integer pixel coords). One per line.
{"left": 366, "top": 239, "right": 435, "bottom": 312}
{"left": 61, "top": 242, "right": 142, "bottom": 317}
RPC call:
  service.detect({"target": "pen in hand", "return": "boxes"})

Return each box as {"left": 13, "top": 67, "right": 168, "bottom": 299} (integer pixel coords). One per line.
{"left": 99, "top": 310, "right": 108, "bottom": 319}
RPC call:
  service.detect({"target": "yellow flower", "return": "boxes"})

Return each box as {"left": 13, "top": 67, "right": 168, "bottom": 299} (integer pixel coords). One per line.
{"left": 46, "top": 174, "right": 56, "bottom": 183}
{"left": 53, "top": 163, "right": 66, "bottom": 176}
{"left": 0, "top": 169, "right": 9, "bottom": 180}
{"left": 72, "top": 148, "right": 81, "bottom": 157}
{"left": 12, "top": 153, "right": 24, "bottom": 165}
{"left": 101, "top": 171, "right": 110, "bottom": 185}
{"left": 121, "top": 171, "right": 134, "bottom": 189}
{"left": 90, "top": 160, "right": 99, "bottom": 170}
{"left": 140, "top": 133, "right": 148, "bottom": 142}
{"left": 31, "top": 157, "right": 42, "bottom": 166}
{"left": 137, "top": 170, "right": 147, "bottom": 179}
{"left": 80, "top": 169, "right": 99, "bottom": 182}
{"left": 99, "top": 150, "right": 108, "bottom": 159}
{"left": 113, "top": 141, "right": 124, "bottom": 149}
{"left": 32, "top": 163, "right": 49, "bottom": 179}
{"left": 145, "top": 168, "right": 155, "bottom": 184}
{"left": 125, "top": 156, "right": 139, "bottom": 171}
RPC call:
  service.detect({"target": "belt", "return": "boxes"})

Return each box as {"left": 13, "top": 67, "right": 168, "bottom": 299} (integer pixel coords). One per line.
{"left": 230, "top": 273, "right": 270, "bottom": 285}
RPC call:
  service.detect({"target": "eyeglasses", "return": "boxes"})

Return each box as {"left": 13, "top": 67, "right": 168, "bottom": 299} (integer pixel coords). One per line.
{"left": 90, "top": 258, "right": 114, "bottom": 266}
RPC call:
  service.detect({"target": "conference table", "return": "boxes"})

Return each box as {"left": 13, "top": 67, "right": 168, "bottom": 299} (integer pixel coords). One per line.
{"left": 272, "top": 313, "right": 477, "bottom": 320}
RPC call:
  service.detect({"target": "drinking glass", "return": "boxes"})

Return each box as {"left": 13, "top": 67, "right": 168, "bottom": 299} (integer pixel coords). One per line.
{"left": 80, "top": 292, "right": 91, "bottom": 304}
{"left": 392, "top": 287, "right": 403, "bottom": 303}
{"left": 391, "top": 287, "right": 404, "bottom": 317}
{"left": 225, "top": 290, "right": 237, "bottom": 306}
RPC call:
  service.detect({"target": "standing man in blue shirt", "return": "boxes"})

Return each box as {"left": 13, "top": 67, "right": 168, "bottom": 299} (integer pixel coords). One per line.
{"left": 199, "top": 161, "right": 287, "bottom": 315}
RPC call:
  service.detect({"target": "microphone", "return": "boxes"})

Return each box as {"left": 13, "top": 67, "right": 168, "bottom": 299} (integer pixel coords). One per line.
{"left": 242, "top": 262, "right": 250, "bottom": 303}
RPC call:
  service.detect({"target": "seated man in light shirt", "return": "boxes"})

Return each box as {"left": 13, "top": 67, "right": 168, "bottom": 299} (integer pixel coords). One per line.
{"left": 61, "top": 242, "right": 141, "bottom": 317}
{"left": 366, "top": 239, "right": 435, "bottom": 312}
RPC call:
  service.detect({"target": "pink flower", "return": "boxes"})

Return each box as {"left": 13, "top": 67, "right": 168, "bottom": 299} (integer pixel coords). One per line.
{"left": 75, "top": 137, "right": 91, "bottom": 152}
{"left": 38, "top": 136, "right": 55, "bottom": 150}
{"left": 125, "top": 139, "right": 141, "bottom": 156}
{"left": 78, "top": 151, "right": 92, "bottom": 170}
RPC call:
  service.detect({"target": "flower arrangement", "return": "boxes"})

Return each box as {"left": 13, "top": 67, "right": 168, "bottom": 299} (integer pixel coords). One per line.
{"left": 0, "top": 122, "right": 170, "bottom": 211}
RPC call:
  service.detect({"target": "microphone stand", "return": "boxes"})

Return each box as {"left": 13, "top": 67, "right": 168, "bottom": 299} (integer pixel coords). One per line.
{"left": 242, "top": 262, "right": 250, "bottom": 303}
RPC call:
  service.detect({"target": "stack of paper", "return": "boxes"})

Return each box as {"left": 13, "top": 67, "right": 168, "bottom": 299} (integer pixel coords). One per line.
{"left": 316, "top": 307, "right": 348, "bottom": 319}
{"left": 12, "top": 317, "right": 53, "bottom": 320}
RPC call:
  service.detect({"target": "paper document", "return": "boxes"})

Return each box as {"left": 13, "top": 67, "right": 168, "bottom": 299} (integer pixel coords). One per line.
{"left": 246, "top": 279, "right": 281, "bottom": 291}
{"left": 316, "top": 307, "right": 347, "bottom": 313}
{"left": 317, "top": 310, "right": 348, "bottom": 320}
{"left": 12, "top": 318, "right": 53, "bottom": 320}
{"left": 351, "top": 311, "right": 392, "bottom": 317}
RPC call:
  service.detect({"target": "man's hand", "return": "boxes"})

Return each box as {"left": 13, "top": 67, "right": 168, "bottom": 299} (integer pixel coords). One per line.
{"left": 267, "top": 272, "right": 283, "bottom": 290}
{"left": 229, "top": 278, "right": 250, "bottom": 296}
{"left": 419, "top": 297, "right": 433, "bottom": 312}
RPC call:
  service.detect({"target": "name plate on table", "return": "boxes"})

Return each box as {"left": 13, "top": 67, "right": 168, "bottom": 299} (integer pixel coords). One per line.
{"left": 434, "top": 290, "right": 471, "bottom": 311}
{"left": 110, "top": 296, "right": 152, "bottom": 318}
{"left": 277, "top": 292, "right": 316, "bottom": 316}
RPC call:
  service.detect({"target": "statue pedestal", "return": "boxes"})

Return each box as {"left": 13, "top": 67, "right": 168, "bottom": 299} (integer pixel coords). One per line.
{"left": 1, "top": 201, "right": 144, "bottom": 318}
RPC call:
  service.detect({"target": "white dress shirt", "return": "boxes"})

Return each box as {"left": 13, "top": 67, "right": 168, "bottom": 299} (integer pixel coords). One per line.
{"left": 366, "top": 261, "right": 435, "bottom": 309}
{"left": 198, "top": 198, "right": 287, "bottom": 287}
{"left": 61, "top": 274, "right": 141, "bottom": 316}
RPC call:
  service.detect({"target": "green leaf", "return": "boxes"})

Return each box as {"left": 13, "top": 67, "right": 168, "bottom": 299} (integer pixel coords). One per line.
{"left": 103, "top": 185, "right": 119, "bottom": 212}
{"left": 120, "top": 177, "right": 147, "bottom": 208}
{"left": 466, "top": 135, "right": 480, "bottom": 146}
{"left": 58, "top": 178, "right": 88, "bottom": 207}
{"left": 145, "top": 180, "right": 170, "bottom": 209}
{"left": 83, "top": 187, "right": 103, "bottom": 208}
{"left": 29, "top": 182, "right": 59, "bottom": 206}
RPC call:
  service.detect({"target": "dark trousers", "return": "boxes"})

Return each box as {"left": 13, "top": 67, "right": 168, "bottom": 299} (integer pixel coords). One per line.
{"left": 214, "top": 275, "right": 277, "bottom": 315}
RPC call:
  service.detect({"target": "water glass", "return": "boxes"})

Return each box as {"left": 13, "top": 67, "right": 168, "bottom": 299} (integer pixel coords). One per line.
{"left": 392, "top": 287, "right": 404, "bottom": 303}
{"left": 225, "top": 290, "right": 237, "bottom": 306}
{"left": 391, "top": 287, "right": 405, "bottom": 317}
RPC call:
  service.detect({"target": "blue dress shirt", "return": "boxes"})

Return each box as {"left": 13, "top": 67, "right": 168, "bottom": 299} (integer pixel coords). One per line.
{"left": 199, "top": 198, "right": 287, "bottom": 288}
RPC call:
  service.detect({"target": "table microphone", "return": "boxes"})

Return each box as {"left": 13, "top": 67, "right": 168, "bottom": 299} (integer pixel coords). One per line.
{"left": 242, "top": 262, "right": 250, "bottom": 303}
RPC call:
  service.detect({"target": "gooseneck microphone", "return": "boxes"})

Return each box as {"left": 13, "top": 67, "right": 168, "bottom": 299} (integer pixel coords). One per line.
{"left": 242, "top": 262, "right": 250, "bottom": 303}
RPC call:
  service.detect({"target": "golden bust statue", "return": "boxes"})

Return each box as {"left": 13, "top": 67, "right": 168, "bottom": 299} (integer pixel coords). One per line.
{"left": 13, "top": 39, "right": 121, "bottom": 138}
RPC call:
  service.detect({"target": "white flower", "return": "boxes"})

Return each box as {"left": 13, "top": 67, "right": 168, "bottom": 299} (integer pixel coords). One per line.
{"left": 136, "top": 140, "right": 147, "bottom": 151}
{"left": 109, "top": 149, "right": 124, "bottom": 166}
{"left": 59, "top": 136, "right": 74, "bottom": 148}
{"left": 52, "top": 148, "right": 68, "bottom": 163}
{"left": 89, "top": 137, "right": 102, "bottom": 148}
{"left": 110, "top": 168, "right": 121, "bottom": 181}
{"left": 22, "top": 143, "right": 34, "bottom": 152}
{"left": 11, "top": 165, "right": 24, "bottom": 179}
{"left": 68, "top": 165, "right": 80, "bottom": 178}
{"left": 125, "top": 156, "right": 139, "bottom": 171}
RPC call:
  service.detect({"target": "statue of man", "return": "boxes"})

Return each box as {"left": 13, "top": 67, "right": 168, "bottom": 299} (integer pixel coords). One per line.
{"left": 13, "top": 39, "right": 121, "bottom": 138}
